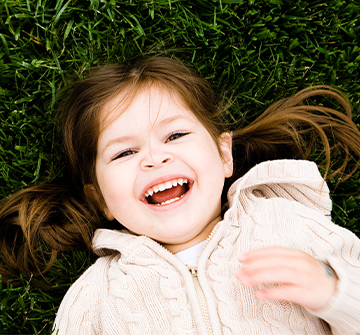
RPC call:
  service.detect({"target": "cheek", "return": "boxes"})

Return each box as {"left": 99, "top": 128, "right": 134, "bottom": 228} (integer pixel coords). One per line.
{"left": 197, "top": 143, "right": 226, "bottom": 174}
{"left": 97, "top": 166, "right": 130, "bottom": 206}
{"left": 189, "top": 150, "right": 226, "bottom": 195}
{"left": 100, "top": 173, "right": 133, "bottom": 222}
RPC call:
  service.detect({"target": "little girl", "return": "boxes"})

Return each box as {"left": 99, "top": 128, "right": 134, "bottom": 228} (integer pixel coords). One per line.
{"left": 1, "top": 57, "right": 360, "bottom": 334}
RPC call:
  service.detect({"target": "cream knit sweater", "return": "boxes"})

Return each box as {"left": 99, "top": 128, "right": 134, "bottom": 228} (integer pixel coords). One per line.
{"left": 53, "top": 160, "right": 360, "bottom": 335}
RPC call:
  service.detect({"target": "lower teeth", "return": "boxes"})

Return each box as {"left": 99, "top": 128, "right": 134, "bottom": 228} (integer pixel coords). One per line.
{"left": 156, "top": 194, "right": 185, "bottom": 206}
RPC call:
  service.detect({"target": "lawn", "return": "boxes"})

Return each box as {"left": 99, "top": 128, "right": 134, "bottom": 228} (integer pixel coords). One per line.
{"left": 1, "top": 0, "right": 360, "bottom": 333}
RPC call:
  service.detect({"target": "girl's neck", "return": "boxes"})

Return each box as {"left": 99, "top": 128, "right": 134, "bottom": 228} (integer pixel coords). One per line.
{"left": 162, "top": 215, "right": 221, "bottom": 254}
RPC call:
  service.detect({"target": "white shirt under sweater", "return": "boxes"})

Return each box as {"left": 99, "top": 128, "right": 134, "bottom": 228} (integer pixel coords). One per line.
{"left": 53, "top": 160, "right": 360, "bottom": 335}
{"left": 174, "top": 241, "right": 206, "bottom": 265}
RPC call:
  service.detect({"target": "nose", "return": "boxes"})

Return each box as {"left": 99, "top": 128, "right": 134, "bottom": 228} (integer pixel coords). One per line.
{"left": 141, "top": 147, "right": 173, "bottom": 169}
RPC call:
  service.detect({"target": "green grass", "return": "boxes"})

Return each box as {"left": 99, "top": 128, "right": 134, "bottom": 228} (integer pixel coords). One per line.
{"left": 1, "top": 0, "right": 360, "bottom": 333}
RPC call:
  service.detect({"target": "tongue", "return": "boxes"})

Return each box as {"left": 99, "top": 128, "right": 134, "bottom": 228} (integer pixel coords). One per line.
{"left": 148, "top": 185, "right": 187, "bottom": 204}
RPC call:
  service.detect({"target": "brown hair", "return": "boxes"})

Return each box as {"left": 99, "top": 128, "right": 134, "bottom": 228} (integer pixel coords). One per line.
{"left": 1, "top": 56, "right": 360, "bottom": 285}
{"left": 229, "top": 86, "right": 360, "bottom": 184}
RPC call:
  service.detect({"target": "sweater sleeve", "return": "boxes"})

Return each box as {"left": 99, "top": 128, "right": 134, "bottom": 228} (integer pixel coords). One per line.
{"left": 52, "top": 257, "right": 109, "bottom": 335}
{"left": 299, "top": 210, "right": 360, "bottom": 335}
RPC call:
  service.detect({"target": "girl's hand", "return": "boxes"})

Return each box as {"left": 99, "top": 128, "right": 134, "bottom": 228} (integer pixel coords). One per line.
{"left": 235, "top": 247, "right": 338, "bottom": 311}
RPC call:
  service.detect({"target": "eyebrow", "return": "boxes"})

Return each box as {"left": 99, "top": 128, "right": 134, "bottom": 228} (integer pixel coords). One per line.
{"left": 101, "top": 115, "right": 189, "bottom": 154}
{"left": 157, "top": 115, "right": 185, "bottom": 127}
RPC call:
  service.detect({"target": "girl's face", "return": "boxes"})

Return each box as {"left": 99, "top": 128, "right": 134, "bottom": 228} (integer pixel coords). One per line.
{"left": 94, "top": 86, "right": 233, "bottom": 253}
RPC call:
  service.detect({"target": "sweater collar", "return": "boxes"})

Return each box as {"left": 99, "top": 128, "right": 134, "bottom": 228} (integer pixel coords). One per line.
{"left": 227, "top": 159, "right": 331, "bottom": 213}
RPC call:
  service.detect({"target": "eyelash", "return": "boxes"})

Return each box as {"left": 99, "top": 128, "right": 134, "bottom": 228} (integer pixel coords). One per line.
{"left": 111, "top": 132, "right": 190, "bottom": 161}
{"left": 111, "top": 149, "right": 137, "bottom": 161}
{"left": 166, "top": 131, "right": 190, "bottom": 142}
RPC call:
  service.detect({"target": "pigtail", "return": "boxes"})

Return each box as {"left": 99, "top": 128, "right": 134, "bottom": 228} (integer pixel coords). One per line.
{"left": 230, "top": 86, "right": 360, "bottom": 182}
{"left": 0, "top": 182, "right": 101, "bottom": 286}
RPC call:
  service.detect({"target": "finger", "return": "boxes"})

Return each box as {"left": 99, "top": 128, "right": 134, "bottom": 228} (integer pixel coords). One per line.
{"left": 255, "top": 285, "right": 300, "bottom": 303}
{"left": 236, "top": 266, "right": 302, "bottom": 287}
{"left": 239, "top": 254, "right": 301, "bottom": 274}
{"left": 238, "top": 247, "right": 305, "bottom": 263}
{"left": 255, "top": 284, "right": 334, "bottom": 310}
{"left": 239, "top": 254, "right": 311, "bottom": 278}
{"left": 236, "top": 252, "right": 328, "bottom": 289}
{"left": 238, "top": 248, "right": 319, "bottom": 279}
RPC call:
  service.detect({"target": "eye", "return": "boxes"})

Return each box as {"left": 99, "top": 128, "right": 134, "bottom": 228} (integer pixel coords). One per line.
{"left": 111, "top": 149, "right": 136, "bottom": 161}
{"left": 166, "top": 132, "right": 190, "bottom": 142}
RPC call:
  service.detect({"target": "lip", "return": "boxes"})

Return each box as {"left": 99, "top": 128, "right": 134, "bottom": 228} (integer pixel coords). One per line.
{"left": 140, "top": 174, "right": 193, "bottom": 210}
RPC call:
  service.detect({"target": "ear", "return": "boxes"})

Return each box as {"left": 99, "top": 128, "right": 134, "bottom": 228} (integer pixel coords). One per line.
{"left": 83, "top": 184, "right": 115, "bottom": 221}
{"left": 219, "top": 132, "right": 233, "bottom": 178}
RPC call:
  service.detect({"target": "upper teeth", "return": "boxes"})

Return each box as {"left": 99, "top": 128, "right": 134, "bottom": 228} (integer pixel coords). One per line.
{"left": 145, "top": 178, "right": 188, "bottom": 198}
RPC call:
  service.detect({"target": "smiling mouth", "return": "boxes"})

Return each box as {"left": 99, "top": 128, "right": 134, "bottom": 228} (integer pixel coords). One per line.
{"left": 145, "top": 178, "right": 190, "bottom": 206}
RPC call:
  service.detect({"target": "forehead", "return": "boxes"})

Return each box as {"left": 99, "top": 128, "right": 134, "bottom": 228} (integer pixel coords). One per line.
{"left": 99, "top": 85, "right": 197, "bottom": 133}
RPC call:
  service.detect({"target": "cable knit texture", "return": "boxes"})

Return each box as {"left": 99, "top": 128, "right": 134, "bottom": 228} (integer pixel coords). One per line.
{"left": 53, "top": 160, "right": 360, "bottom": 335}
